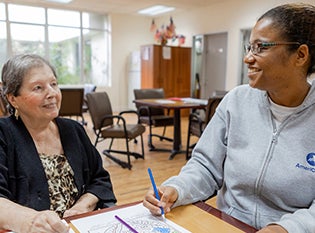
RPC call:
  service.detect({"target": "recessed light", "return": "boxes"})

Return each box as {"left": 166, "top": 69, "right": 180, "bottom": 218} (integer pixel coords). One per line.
{"left": 45, "top": 0, "right": 73, "bottom": 3}
{"left": 138, "top": 5, "right": 175, "bottom": 16}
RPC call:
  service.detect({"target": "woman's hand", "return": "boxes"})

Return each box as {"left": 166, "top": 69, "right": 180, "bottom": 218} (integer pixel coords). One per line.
{"left": 0, "top": 198, "right": 68, "bottom": 233}
{"left": 63, "top": 193, "right": 99, "bottom": 218}
{"left": 143, "top": 186, "right": 178, "bottom": 215}
{"left": 22, "top": 210, "right": 69, "bottom": 233}
{"left": 256, "top": 224, "right": 288, "bottom": 233}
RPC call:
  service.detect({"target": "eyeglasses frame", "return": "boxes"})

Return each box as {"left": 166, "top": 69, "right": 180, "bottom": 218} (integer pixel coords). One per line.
{"left": 244, "top": 41, "right": 301, "bottom": 55}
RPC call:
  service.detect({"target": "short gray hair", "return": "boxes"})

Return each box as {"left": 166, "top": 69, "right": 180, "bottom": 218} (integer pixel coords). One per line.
{"left": 1, "top": 54, "right": 57, "bottom": 114}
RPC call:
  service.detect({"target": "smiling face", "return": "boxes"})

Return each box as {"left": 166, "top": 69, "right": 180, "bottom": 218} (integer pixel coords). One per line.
{"left": 7, "top": 63, "right": 61, "bottom": 124}
{"left": 244, "top": 18, "right": 299, "bottom": 93}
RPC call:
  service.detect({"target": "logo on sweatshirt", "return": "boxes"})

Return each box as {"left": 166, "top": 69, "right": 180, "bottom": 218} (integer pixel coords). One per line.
{"left": 306, "top": 153, "right": 315, "bottom": 166}
{"left": 295, "top": 153, "right": 315, "bottom": 173}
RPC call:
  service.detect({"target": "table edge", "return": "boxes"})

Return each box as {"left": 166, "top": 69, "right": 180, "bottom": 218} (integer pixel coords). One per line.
{"left": 194, "top": 201, "right": 258, "bottom": 232}
{"left": 65, "top": 200, "right": 257, "bottom": 232}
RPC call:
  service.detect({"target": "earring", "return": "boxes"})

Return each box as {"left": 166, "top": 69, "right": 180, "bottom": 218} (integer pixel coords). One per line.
{"left": 14, "top": 109, "right": 19, "bottom": 120}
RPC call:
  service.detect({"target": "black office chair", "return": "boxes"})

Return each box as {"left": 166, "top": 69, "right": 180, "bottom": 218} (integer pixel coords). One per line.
{"left": 186, "top": 96, "right": 224, "bottom": 160}
{"left": 133, "top": 88, "right": 174, "bottom": 150}
{"left": 86, "top": 92, "right": 145, "bottom": 169}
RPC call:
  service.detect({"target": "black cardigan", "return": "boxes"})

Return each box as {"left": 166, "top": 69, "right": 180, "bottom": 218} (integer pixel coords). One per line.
{"left": 0, "top": 116, "right": 116, "bottom": 211}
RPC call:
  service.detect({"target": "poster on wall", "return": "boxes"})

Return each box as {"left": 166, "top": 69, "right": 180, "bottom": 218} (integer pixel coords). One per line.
{"left": 162, "top": 46, "right": 171, "bottom": 59}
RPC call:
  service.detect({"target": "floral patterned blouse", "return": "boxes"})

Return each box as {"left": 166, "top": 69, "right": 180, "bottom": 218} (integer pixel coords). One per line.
{"left": 39, "top": 153, "right": 78, "bottom": 217}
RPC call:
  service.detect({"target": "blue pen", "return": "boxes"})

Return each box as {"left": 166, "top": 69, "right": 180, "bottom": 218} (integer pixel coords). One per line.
{"left": 148, "top": 168, "right": 164, "bottom": 215}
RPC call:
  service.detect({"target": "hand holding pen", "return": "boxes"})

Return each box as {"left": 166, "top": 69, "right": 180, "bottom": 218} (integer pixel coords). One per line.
{"left": 144, "top": 168, "right": 179, "bottom": 216}
{"left": 148, "top": 168, "right": 164, "bottom": 215}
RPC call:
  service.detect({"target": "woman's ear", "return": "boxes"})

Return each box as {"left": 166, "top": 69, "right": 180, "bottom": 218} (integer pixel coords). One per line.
{"left": 6, "top": 93, "right": 17, "bottom": 108}
{"left": 295, "top": 44, "right": 310, "bottom": 67}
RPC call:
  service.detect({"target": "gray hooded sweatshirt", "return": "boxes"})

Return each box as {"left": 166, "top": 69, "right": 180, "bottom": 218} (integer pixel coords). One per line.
{"left": 163, "top": 84, "right": 315, "bottom": 233}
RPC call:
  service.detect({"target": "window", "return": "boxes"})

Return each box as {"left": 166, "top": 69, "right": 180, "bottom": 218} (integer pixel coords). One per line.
{"left": 83, "top": 29, "right": 110, "bottom": 86}
{"left": 0, "top": 3, "right": 6, "bottom": 73}
{"left": 0, "top": 3, "right": 5, "bottom": 20}
{"left": 49, "top": 26, "right": 81, "bottom": 84}
{"left": 0, "top": 22, "right": 6, "bottom": 68}
{"left": 11, "top": 23, "right": 45, "bottom": 56}
{"left": 8, "top": 4, "right": 45, "bottom": 23}
{"left": 48, "top": 9, "right": 80, "bottom": 27}
{"left": 0, "top": 3, "right": 110, "bottom": 86}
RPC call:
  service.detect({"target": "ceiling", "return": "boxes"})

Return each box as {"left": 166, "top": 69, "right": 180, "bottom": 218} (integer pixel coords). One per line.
{"left": 5, "top": 0, "right": 223, "bottom": 15}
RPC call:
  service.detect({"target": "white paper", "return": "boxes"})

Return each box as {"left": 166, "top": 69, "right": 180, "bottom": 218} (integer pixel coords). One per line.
{"left": 154, "top": 100, "right": 176, "bottom": 104}
{"left": 181, "top": 98, "right": 208, "bottom": 105}
{"left": 70, "top": 203, "right": 191, "bottom": 233}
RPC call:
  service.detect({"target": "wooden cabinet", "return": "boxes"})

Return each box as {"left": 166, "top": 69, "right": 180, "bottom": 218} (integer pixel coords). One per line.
{"left": 140, "top": 45, "right": 191, "bottom": 98}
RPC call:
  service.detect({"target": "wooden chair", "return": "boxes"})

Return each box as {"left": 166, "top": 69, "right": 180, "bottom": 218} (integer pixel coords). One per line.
{"left": 133, "top": 88, "right": 174, "bottom": 150}
{"left": 186, "top": 96, "right": 224, "bottom": 160}
{"left": 86, "top": 92, "right": 145, "bottom": 169}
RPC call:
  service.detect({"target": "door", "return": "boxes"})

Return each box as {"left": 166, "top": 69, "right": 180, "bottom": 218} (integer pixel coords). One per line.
{"left": 240, "top": 29, "right": 251, "bottom": 84}
{"left": 201, "top": 32, "right": 227, "bottom": 99}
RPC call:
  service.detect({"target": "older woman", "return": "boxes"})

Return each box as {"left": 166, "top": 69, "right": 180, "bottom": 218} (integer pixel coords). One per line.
{"left": 143, "top": 3, "right": 315, "bottom": 233}
{"left": 0, "top": 54, "right": 116, "bottom": 233}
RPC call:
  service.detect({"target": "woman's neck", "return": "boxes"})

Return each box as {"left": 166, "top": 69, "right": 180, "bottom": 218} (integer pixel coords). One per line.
{"left": 24, "top": 120, "right": 63, "bottom": 155}
{"left": 268, "top": 81, "right": 311, "bottom": 107}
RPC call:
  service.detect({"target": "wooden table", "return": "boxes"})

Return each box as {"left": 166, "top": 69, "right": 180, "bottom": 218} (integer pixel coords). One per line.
{"left": 64, "top": 201, "right": 257, "bottom": 233}
{"left": 133, "top": 98, "right": 206, "bottom": 159}
{"left": 0, "top": 201, "right": 257, "bottom": 233}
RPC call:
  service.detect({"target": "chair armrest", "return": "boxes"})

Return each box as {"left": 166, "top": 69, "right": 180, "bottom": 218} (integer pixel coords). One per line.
{"left": 93, "top": 114, "right": 126, "bottom": 135}
{"left": 137, "top": 105, "right": 150, "bottom": 116}
{"left": 119, "top": 110, "right": 141, "bottom": 123}
{"left": 189, "top": 113, "right": 205, "bottom": 135}
{"left": 189, "top": 112, "right": 205, "bottom": 125}
{"left": 99, "top": 114, "right": 127, "bottom": 128}
{"left": 135, "top": 105, "right": 156, "bottom": 124}
{"left": 119, "top": 110, "right": 138, "bottom": 116}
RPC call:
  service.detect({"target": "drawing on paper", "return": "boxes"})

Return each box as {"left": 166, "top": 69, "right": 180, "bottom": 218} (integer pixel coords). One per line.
{"left": 70, "top": 203, "right": 191, "bottom": 233}
{"left": 87, "top": 214, "right": 180, "bottom": 233}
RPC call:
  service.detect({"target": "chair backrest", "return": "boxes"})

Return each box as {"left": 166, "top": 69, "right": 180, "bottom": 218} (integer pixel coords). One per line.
{"left": 0, "top": 89, "right": 8, "bottom": 117}
{"left": 86, "top": 92, "right": 113, "bottom": 129}
{"left": 59, "top": 88, "right": 84, "bottom": 117}
{"left": 82, "top": 84, "right": 97, "bottom": 112}
{"left": 84, "top": 84, "right": 97, "bottom": 96}
{"left": 134, "top": 88, "right": 165, "bottom": 116}
{"left": 204, "top": 97, "right": 224, "bottom": 124}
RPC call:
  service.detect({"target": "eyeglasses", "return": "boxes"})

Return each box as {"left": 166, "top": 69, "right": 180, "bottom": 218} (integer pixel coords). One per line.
{"left": 244, "top": 41, "right": 301, "bottom": 55}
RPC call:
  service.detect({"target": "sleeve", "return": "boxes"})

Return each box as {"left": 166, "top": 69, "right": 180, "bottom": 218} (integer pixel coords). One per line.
{"left": 0, "top": 128, "right": 10, "bottom": 199}
{"left": 162, "top": 100, "right": 228, "bottom": 208}
{"left": 0, "top": 118, "right": 14, "bottom": 200}
{"left": 84, "top": 141, "right": 117, "bottom": 208}
{"left": 58, "top": 118, "right": 117, "bottom": 209}
{"left": 81, "top": 124, "right": 116, "bottom": 208}
{"left": 273, "top": 200, "right": 315, "bottom": 233}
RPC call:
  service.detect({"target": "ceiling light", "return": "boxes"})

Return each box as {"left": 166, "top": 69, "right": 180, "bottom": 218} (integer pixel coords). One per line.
{"left": 138, "top": 5, "right": 175, "bottom": 16}
{"left": 45, "top": 0, "right": 73, "bottom": 3}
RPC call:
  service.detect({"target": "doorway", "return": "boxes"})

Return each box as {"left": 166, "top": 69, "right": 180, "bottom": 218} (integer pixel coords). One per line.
{"left": 240, "top": 29, "right": 251, "bottom": 85}
{"left": 192, "top": 32, "right": 228, "bottom": 99}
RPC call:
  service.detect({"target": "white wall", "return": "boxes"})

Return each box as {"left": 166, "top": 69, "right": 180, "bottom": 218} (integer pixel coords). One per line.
{"left": 109, "top": 0, "right": 314, "bottom": 111}
{"left": 99, "top": 13, "right": 152, "bottom": 111}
